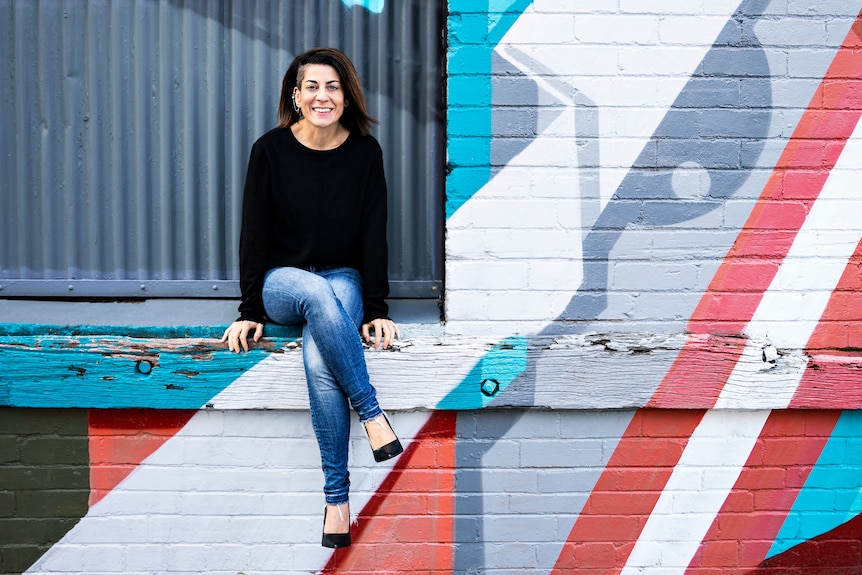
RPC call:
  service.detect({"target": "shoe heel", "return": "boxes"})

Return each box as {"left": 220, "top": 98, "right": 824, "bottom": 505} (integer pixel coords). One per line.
{"left": 321, "top": 505, "right": 351, "bottom": 548}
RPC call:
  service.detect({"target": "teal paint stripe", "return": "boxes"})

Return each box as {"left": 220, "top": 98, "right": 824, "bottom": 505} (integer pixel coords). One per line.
{"left": 436, "top": 336, "right": 527, "bottom": 410}
{"left": 0, "top": 327, "right": 299, "bottom": 409}
{"left": 766, "top": 410, "right": 862, "bottom": 558}
{"left": 0, "top": 323, "right": 300, "bottom": 339}
{"left": 446, "top": 0, "right": 533, "bottom": 219}
{"left": 341, "top": 0, "right": 384, "bottom": 13}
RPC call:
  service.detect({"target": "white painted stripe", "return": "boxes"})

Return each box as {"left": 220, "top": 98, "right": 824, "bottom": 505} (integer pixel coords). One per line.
{"left": 622, "top": 102, "right": 862, "bottom": 575}
{"left": 621, "top": 410, "right": 771, "bottom": 574}
{"left": 26, "top": 410, "right": 433, "bottom": 575}
{"left": 744, "top": 114, "right": 862, "bottom": 350}
{"left": 210, "top": 337, "right": 490, "bottom": 410}
{"left": 714, "top": 113, "right": 862, "bottom": 410}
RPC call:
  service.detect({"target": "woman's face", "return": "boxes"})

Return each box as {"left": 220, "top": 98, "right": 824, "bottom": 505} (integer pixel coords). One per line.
{"left": 294, "top": 64, "right": 345, "bottom": 130}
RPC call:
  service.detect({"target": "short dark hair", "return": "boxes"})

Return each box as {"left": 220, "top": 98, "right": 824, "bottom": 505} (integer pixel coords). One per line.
{"left": 278, "top": 47, "right": 377, "bottom": 136}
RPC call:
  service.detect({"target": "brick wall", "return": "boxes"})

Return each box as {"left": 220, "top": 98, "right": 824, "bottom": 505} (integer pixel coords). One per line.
{"left": 8, "top": 409, "right": 862, "bottom": 573}
{"left": 3, "top": 0, "right": 862, "bottom": 573}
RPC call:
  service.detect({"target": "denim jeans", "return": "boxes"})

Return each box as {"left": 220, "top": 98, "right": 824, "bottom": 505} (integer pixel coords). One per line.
{"left": 262, "top": 266, "right": 383, "bottom": 505}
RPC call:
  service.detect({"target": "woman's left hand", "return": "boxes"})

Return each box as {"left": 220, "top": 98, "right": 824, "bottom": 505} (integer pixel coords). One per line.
{"left": 361, "top": 318, "right": 401, "bottom": 350}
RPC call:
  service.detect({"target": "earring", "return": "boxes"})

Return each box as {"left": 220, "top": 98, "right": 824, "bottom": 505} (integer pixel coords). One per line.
{"left": 292, "top": 97, "right": 300, "bottom": 113}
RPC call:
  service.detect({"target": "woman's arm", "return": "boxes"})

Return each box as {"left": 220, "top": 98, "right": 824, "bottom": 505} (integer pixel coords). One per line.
{"left": 358, "top": 137, "right": 391, "bottom": 324}
{"left": 236, "top": 141, "right": 272, "bottom": 325}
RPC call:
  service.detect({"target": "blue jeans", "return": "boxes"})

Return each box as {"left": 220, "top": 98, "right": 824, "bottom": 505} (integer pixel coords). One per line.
{"left": 262, "top": 266, "right": 383, "bottom": 505}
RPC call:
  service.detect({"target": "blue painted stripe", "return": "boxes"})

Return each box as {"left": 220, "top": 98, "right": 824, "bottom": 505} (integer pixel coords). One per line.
{"left": 0, "top": 325, "right": 299, "bottom": 409}
{"left": 446, "top": 0, "right": 533, "bottom": 219}
{"left": 436, "top": 336, "right": 527, "bottom": 410}
{"left": 766, "top": 410, "right": 862, "bottom": 558}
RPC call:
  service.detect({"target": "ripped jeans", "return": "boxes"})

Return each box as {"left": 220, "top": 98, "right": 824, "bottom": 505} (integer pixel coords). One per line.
{"left": 262, "top": 266, "right": 383, "bottom": 504}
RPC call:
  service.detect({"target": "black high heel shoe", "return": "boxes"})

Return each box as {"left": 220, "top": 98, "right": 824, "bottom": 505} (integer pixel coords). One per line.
{"left": 321, "top": 504, "right": 351, "bottom": 548}
{"left": 364, "top": 413, "right": 403, "bottom": 463}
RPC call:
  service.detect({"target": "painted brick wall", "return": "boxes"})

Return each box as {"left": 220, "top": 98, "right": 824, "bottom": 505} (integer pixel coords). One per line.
{"left": 445, "top": 0, "right": 862, "bottom": 339}
{"left": 8, "top": 409, "right": 862, "bottom": 573}
{"left": 3, "top": 0, "right": 862, "bottom": 573}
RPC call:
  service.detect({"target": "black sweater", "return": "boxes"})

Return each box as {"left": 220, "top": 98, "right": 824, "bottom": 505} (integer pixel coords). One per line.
{"left": 237, "top": 127, "right": 390, "bottom": 325}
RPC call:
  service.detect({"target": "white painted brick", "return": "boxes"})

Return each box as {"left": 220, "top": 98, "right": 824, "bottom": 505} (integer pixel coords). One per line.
{"left": 529, "top": 260, "right": 583, "bottom": 290}
{"left": 443, "top": 319, "right": 554, "bottom": 336}
{"left": 528, "top": 168, "right": 581, "bottom": 198}
{"left": 501, "top": 13, "right": 575, "bottom": 44}
{"left": 444, "top": 290, "right": 490, "bottom": 321}
{"left": 658, "top": 15, "right": 739, "bottom": 44}
{"left": 468, "top": 198, "right": 566, "bottom": 229}
{"left": 532, "top": 0, "right": 620, "bottom": 14}
{"left": 446, "top": 228, "right": 489, "bottom": 260}
{"left": 167, "top": 544, "right": 211, "bottom": 569}
{"left": 501, "top": 135, "right": 578, "bottom": 167}
{"left": 179, "top": 492, "right": 264, "bottom": 516}
{"left": 478, "top": 166, "right": 535, "bottom": 198}
{"left": 228, "top": 516, "right": 324, "bottom": 543}
{"left": 124, "top": 544, "right": 170, "bottom": 572}
{"left": 574, "top": 14, "right": 660, "bottom": 44}
{"left": 481, "top": 290, "right": 573, "bottom": 321}
{"left": 165, "top": 516, "right": 233, "bottom": 543}
{"left": 80, "top": 545, "right": 126, "bottom": 573}
{"left": 249, "top": 543, "right": 297, "bottom": 572}
{"left": 528, "top": 45, "right": 621, "bottom": 77}
{"left": 204, "top": 544, "right": 254, "bottom": 571}
{"left": 484, "top": 229, "right": 583, "bottom": 258}
{"left": 611, "top": 262, "right": 700, "bottom": 291}
{"left": 618, "top": 45, "right": 716, "bottom": 76}
{"left": 447, "top": 260, "right": 531, "bottom": 290}
{"left": 620, "top": 0, "right": 749, "bottom": 16}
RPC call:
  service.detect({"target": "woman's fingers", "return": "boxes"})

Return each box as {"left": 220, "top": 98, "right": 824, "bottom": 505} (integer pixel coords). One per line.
{"left": 363, "top": 318, "right": 400, "bottom": 350}
{"left": 221, "top": 321, "right": 262, "bottom": 353}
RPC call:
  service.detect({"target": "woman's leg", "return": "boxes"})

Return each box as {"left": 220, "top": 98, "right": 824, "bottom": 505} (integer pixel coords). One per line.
{"left": 263, "top": 267, "right": 383, "bottom": 420}
{"left": 262, "top": 267, "right": 385, "bottom": 506}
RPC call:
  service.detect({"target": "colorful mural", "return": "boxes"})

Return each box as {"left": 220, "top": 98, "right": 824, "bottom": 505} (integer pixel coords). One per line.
{"left": 3, "top": 0, "right": 862, "bottom": 573}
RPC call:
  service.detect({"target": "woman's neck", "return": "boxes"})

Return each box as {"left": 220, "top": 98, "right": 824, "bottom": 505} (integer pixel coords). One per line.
{"left": 291, "top": 120, "right": 349, "bottom": 151}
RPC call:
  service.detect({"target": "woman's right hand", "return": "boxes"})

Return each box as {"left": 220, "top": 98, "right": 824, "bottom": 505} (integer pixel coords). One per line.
{"left": 220, "top": 320, "right": 264, "bottom": 353}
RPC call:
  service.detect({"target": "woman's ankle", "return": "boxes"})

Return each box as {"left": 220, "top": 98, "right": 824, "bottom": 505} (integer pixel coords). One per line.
{"left": 364, "top": 414, "right": 397, "bottom": 449}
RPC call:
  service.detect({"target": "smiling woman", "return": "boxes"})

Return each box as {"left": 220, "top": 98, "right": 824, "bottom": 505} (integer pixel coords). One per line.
{"left": 220, "top": 47, "right": 405, "bottom": 550}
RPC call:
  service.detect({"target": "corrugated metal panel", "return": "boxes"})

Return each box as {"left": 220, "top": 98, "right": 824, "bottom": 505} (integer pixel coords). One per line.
{"left": 0, "top": 0, "right": 444, "bottom": 299}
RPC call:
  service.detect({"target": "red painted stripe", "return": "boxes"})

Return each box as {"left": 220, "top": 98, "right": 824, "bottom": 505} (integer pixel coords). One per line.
{"left": 552, "top": 14, "right": 862, "bottom": 574}
{"left": 685, "top": 411, "right": 840, "bottom": 573}
{"left": 322, "top": 411, "right": 458, "bottom": 573}
{"left": 650, "top": 12, "right": 862, "bottom": 408}
{"left": 88, "top": 409, "right": 196, "bottom": 507}
{"left": 790, "top": 238, "right": 862, "bottom": 409}
{"left": 551, "top": 410, "right": 706, "bottom": 573}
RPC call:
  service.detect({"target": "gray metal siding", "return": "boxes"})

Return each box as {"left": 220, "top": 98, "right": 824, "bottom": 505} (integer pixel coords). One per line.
{"left": 0, "top": 0, "right": 444, "bottom": 299}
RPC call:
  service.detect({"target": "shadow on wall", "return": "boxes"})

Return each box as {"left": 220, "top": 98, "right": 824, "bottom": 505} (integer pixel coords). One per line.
{"left": 449, "top": 0, "right": 774, "bottom": 570}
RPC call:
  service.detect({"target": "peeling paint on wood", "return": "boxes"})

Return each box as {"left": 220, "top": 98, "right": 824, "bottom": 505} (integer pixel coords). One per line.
{"left": 1, "top": 325, "right": 860, "bottom": 411}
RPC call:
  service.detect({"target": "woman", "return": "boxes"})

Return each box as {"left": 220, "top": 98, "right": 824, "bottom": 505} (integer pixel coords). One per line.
{"left": 221, "top": 47, "right": 402, "bottom": 549}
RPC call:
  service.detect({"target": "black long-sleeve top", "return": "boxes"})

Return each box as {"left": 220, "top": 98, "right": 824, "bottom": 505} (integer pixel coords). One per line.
{"left": 237, "top": 127, "right": 390, "bottom": 325}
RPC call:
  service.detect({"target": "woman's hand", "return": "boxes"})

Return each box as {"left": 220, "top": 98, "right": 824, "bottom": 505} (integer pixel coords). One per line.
{"left": 220, "top": 320, "right": 264, "bottom": 353}
{"left": 361, "top": 318, "right": 401, "bottom": 350}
